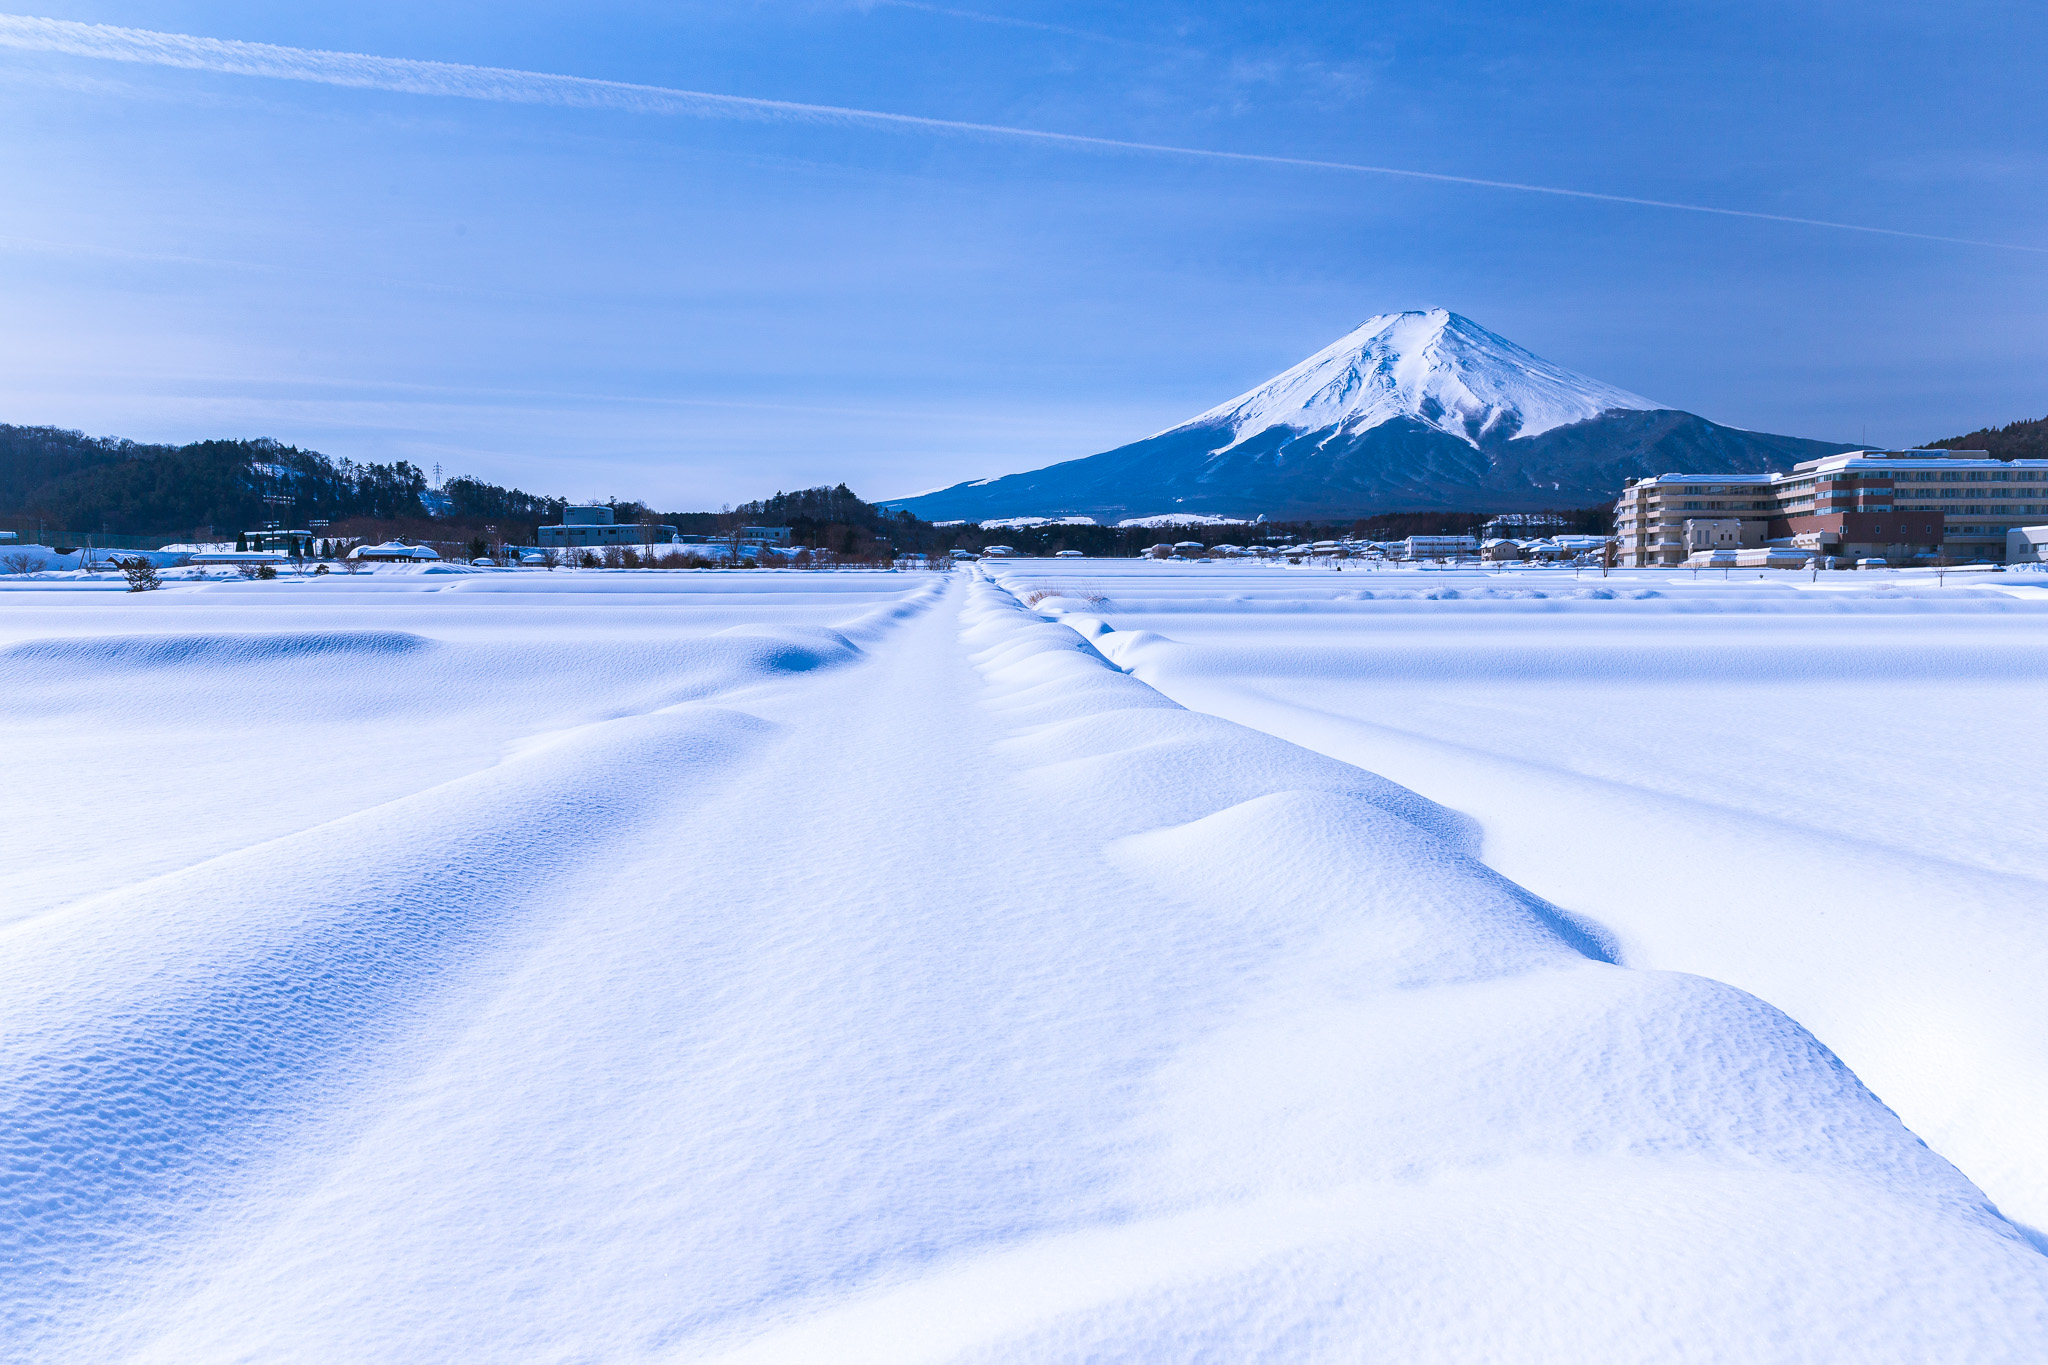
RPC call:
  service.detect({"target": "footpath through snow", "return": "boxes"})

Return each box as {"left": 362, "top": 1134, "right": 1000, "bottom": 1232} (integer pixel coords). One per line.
{"left": 0, "top": 568, "right": 2043, "bottom": 1360}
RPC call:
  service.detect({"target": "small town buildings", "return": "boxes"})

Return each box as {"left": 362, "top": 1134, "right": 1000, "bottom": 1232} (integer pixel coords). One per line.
{"left": 1616, "top": 450, "right": 2048, "bottom": 566}
{"left": 1402, "top": 534, "right": 1478, "bottom": 560}
{"left": 1552, "top": 534, "right": 1616, "bottom": 557}
{"left": 537, "top": 506, "right": 679, "bottom": 548}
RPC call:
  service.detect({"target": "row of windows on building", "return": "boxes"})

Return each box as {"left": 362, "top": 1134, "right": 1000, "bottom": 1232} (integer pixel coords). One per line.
{"left": 1852, "top": 524, "right": 2019, "bottom": 536}
{"left": 1653, "top": 472, "right": 2043, "bottom": 496}
{"left": 1669, "top": 499, "right": 2047, "bottom": 512}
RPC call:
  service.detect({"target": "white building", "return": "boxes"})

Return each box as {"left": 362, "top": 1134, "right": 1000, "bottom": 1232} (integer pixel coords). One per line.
{"left": 1403, "top": 534, "right": 1478, "bottom": 560}
{"left": 1616, "top": 450, "right": 2048, "bottom": 566}
{"left": 2007, "top": 526, "right": 2048, "bottom": 564}
{"left": 1680, "top": 518, "right": 1763, "bottom": 561}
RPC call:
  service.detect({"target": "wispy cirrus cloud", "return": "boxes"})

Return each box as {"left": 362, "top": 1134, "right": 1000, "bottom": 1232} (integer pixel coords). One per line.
{"left": 0, "top": 14, "right": 2040, "bottom": 254}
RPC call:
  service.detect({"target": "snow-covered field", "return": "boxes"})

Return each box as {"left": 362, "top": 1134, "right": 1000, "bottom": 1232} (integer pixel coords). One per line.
{"left": 4, "top": 563, "right": 2046, "bottom": 1360}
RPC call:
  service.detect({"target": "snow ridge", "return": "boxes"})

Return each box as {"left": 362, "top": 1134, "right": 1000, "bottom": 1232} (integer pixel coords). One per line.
{"left": 1175, "top": 308, "right": 1661, "bottom": 451}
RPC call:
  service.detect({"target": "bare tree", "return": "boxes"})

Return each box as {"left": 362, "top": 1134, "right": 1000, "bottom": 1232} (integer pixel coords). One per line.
{"left": 1, "top": 551, "right": 37, "bottom": 576}
{"left": 714, "top": 505, "right": 749, "bottom": 566}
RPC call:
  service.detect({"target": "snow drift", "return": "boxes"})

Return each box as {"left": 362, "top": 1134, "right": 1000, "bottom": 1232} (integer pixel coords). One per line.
{"left": 0, "top": 567, "right": 2041, "bottom": 1361}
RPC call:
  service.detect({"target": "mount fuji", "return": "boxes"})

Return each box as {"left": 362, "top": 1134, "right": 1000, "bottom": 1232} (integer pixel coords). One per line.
{"left": 889, "top": 310, "right": 1854, "bottom": 521}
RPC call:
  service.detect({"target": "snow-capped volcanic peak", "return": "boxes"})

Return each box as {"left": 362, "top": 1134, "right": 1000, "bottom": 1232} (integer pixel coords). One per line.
{"left": 1184, "top": 308, "right": 1662, "bottom": 448}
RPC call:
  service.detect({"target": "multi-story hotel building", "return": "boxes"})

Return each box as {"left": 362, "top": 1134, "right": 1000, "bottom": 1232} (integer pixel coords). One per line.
{"left": 1613, "top": 449, "right": 2048, "bottom": 567}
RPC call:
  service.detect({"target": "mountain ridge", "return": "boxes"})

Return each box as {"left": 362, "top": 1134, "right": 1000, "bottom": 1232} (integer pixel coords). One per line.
{"left": 889, "top": 310, "right": 1858, "bottom": 520}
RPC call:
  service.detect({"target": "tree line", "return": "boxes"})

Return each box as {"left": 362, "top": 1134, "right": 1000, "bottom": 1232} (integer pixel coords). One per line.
{"left": 0, "top": 426, "right": 431, "bottom": 536}
{"left": 1930, "top": 413, "right": 2048, "bottom": 461}
{"left": 1, "top": 422, "right": 1613, "bottom": 551}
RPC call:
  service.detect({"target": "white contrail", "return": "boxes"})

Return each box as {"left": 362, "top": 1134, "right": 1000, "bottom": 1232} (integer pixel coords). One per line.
{"left": 859, "top": 2, "right": 1168, "bottom": 50}
{"left": 1, "top": 14, "right": 2040, "bottom": 255}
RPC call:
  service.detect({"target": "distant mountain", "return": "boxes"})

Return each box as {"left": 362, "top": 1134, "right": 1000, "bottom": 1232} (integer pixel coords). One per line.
{"left": 1930, "top": 413, "right": 2048, "bottom": 460}
{"left": 888, "top": 310, "right": 1857, "bottom": 521}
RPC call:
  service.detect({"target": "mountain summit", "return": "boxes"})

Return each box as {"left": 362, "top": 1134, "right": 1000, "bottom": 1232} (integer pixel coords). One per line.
{"left": 1182, "top": 309, "right": 1661, "bottom": 451}
{"left": 890, "top": 310, "right": 1852, "bottom": 521}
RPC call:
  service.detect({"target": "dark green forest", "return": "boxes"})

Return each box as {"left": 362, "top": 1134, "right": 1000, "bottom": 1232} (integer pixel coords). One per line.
{"left": 1, "top": 425, "right": 432, "bottom": 537}
{"left": 1930, "top": 413, "right": 2048, "bottom": 461}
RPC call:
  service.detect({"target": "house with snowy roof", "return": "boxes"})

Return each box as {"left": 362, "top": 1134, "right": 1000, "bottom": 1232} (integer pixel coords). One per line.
{"left": 349, "top": 541, "right": 441, "bottom": 563}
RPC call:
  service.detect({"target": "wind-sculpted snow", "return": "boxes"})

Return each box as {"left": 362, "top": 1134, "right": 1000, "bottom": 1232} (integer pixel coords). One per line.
{"left": 0, "top": 628, "right": 436, "bottom": 670}
{"left": 723, "top": 578, "right": 2048, "bottom": 1360}
{"left": 0, "top": 704, "right": 777, "bottom": 1342}
{"left": 1003, "top": 558, "right": 2048, "bottom": 1250}
{"left": 1, "top": 565, "right": 2043, "bottom": 1360}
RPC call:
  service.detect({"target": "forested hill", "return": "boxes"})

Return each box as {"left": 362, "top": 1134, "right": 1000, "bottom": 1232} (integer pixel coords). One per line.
{"left": 734, "top": 484, "right": 920, "bottom": 537}
{"left": 0, "top": 425, "right": 563, "bottom": 535}
{"left": 1930, "top": 414, "right": 2048, "bottom": 461}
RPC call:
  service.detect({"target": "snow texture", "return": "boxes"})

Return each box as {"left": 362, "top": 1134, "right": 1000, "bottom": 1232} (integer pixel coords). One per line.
{"left": 1, "top": 563, "right": 2044, "bottom": 1361}
{"left": 970, "top": 516, "right": 1101, "bottom": 530}
{"left": 1006, "top": 558, "right": 2048, "bottom": 1246}
{"left": 1174, "top": 307, "right": 1661, "bottom": 449}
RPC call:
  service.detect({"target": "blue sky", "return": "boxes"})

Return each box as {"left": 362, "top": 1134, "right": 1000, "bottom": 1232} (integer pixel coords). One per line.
{"left": 1, "top": 1, "right": 2044, "bottom": 508}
